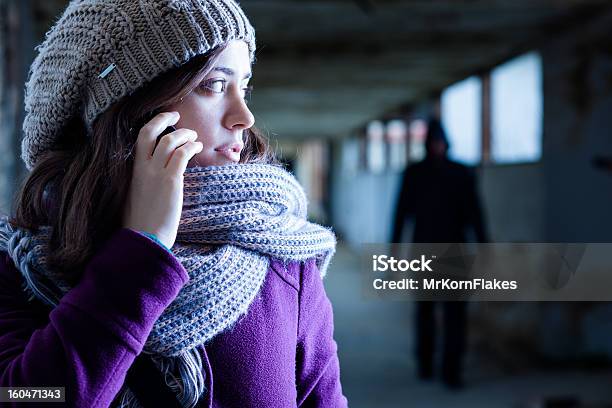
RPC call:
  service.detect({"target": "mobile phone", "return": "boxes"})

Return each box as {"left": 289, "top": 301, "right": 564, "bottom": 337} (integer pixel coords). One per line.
{"left": 154, "top": 125, "right": 177, "bottom": 152}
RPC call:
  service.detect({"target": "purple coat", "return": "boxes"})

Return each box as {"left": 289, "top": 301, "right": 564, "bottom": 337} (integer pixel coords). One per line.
{"left": 0, "top": 227, "right": 348, "bottom": 407}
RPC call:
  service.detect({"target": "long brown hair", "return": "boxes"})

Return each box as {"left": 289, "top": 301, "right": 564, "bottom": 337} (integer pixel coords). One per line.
{"left": 9, "top": 43, "right": 276, "bottom": 284}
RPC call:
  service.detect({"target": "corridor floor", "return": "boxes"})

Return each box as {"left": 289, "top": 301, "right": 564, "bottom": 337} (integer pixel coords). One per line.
{"left": 324, "top": 243, "right": 612, "bottom": 408}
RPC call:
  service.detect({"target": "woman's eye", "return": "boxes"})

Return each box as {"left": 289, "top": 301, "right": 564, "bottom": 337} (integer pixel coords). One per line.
{"left": 201, "top": 79, "right": 226, "bottom": 93}
{"left": 200, "top": 80, "right": 253, "bottom": 103}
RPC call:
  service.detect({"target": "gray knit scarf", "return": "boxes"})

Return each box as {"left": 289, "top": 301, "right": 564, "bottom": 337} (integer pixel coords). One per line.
{"left": 0, "top": 163, "right": 337, "bottom": 408}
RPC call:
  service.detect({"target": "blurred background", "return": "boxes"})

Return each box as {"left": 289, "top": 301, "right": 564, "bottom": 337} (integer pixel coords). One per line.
{"left": 2, "top": 0, "right": 612, "bottom": 407}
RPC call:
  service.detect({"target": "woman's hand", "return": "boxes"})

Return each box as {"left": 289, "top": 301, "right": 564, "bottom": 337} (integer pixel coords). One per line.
{"left": 122, "top": 111, "right": 203, "bottom": 249}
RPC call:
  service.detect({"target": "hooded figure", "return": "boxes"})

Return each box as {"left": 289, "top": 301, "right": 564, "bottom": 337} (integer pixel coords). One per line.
{"left": 392, "top": 117, "right": 488, "bottom": 389}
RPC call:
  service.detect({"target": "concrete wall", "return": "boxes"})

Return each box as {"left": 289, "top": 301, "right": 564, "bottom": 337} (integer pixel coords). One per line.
{"left": 329, "top": 137, "right": 403, "bottom": 250}
{"left": 480, "top": 163, "right": 545, "bottom": 242}
{"left": 474, "top": 10, "right": 612, "bottom": 364}
{"left": 542, "top": 13, "right": 612, "bottom": 242}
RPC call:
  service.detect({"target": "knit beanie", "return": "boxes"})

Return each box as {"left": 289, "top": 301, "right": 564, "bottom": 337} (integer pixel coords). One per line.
{"left": 21, "top": 0, "right": 256, "bottom": 171}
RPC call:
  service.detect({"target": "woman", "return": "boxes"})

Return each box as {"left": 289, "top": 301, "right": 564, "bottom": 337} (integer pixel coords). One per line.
{"left": 0, "top": 0, "right": 348, "bottom": 407}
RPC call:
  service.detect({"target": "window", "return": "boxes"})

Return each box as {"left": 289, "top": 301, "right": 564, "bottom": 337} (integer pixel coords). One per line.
{"left": 366, "top": 120, "right": 386, "bottom": 173}
{"left": 408, "top": 119, "right": 427, "bottom": 163}
{"left": 441, "top": 76, "right": 482, "bottom": 165}
{"left": 490, "top": 52, "right": 543, "bottom": 164}
{"left": 386, "top": 119, "right": 408, "bottom": 171}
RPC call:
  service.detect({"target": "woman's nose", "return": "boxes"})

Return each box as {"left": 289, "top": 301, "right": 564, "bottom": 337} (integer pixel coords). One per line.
{"left": 225, "top": 93, "right": 255, "bottom": 130}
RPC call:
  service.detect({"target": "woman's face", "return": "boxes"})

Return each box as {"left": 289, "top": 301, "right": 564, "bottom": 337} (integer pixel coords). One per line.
{"left": 170, "top": 40, "right": 255, "bottom": 167}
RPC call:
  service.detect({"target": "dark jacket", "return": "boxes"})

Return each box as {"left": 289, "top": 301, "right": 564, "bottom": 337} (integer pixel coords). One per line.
{"left": 392, "top": 157, "right": 487, "bottom": 243}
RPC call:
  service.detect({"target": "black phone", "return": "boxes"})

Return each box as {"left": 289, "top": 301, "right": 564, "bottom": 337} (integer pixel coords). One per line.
{"left": 154, "top": 125, "right": 177, "bottom": 151}
{"left": 133, "top": 111, "right": 177, "bottom": 153}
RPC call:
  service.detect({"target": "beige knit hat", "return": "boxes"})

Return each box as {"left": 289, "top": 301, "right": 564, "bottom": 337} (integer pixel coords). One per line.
{"left": 21, "top": 0, "right": 256, "bottom": 171}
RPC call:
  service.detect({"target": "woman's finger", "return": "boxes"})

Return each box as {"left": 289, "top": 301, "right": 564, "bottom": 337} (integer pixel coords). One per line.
{"left": 134, "top": 111, "right": 180, "bottom": 161}
{"left": 166, "top": 141, "right": 203, "bottom": 175}
{"left": 151, "top": 128, "right": 198, "bottom": 168}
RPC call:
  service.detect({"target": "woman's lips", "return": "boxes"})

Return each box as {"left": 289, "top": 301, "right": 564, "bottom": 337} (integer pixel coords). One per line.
{"left": 214, "top": 143, "right": 243, "bottom": 162}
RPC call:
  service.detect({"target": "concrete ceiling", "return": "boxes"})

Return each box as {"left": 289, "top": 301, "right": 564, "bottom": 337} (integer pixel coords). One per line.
{"left": 241, "top": 0, "right": 612, "bottom": 140}
{"left": 28, "top": 0, "right": 612, "bottom": 141}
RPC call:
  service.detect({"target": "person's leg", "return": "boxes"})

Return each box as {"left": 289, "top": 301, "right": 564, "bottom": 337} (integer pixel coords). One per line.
{"left": 415, "top": 301, "right": 435, "bottom": 379}
{"left": 441, "top": 301, "right": 467, "bottom": 389}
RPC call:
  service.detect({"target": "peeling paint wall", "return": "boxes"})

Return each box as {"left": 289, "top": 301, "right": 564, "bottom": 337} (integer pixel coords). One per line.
{"left": 473, "top": 10, "right": 612, "bottom": 365}
{"left": 542, "top": 13, "right": 612, "bottom": 242}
